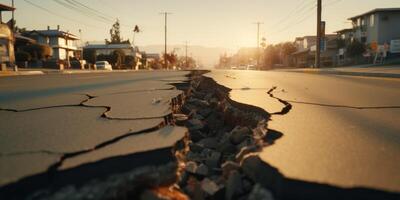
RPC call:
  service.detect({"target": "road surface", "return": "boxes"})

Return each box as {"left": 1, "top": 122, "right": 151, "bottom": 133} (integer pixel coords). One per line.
{"left": 0, "top": 71, "right": 189, "bottom": 191}
{"left": 207, "top": 69, "right": 400, "bottom": 192}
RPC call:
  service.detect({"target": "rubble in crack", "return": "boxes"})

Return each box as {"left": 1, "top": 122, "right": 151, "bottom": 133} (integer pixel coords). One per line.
{"left": 177, "top": 75, "right": 281, "bottom": 200}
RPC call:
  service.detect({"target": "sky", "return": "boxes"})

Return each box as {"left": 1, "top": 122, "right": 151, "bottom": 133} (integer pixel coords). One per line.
{"left": 1, "top": 0, "right": 399, "bottom": 52}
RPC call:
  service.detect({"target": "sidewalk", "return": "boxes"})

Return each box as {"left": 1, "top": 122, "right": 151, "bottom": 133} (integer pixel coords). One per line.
{"left": 0, "top": 68, "right": 134, "bottom": 77}
{"left": 284, "top": 64, "right": 400, "bottom": 79}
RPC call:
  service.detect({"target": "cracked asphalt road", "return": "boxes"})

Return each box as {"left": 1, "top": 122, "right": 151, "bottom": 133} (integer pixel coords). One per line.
{"left": 207, "top": 70, "right": 400, "bottom": 192}
{"left": 0, "top": 71, "right": 189, "bottom": 188}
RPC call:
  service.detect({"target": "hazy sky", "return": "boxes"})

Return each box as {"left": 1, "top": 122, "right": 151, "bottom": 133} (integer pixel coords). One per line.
{"left": 1, "top": 0, "right": 399, "bottom": 51}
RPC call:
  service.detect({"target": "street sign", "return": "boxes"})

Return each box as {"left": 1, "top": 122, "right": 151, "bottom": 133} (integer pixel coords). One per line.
{"left": 320, "top": 21, "right": 326, "bottom": 37}
{"left": 320, "top": 38, "right": 326, "bottom": 52}
{"left": 390, "top": 39, "right": 400, "bottom": 53}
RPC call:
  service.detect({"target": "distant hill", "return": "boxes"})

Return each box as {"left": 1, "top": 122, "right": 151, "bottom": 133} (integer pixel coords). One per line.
{"left": 139, "top": 45, "right": 231, "bottom": 68}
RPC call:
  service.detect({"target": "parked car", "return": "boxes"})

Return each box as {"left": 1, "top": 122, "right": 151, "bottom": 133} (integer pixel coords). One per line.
{"left": 95, "top": 61, "right": 112, "bottom": 70}
{"left": 247, "top": 64, "right": 256, "bottom": 70}
{"left": 237, "top": 65, "right": 247, "bottom": 70}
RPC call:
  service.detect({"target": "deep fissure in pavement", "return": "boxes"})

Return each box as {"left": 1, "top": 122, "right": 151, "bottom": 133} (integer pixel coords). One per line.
{"left": 172, "top": 72, "right": 400, "bottom": 200}
{"left": 1, "top": 71, "right": 399, "bottom": 200}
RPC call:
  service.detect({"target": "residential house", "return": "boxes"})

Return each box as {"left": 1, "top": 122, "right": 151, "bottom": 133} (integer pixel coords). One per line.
{"left": 24, "top": 26, "right": 79, "bottom": 67}
{"left": 144, "top": 53, "right": 161, "bottom": 69}
{"left": 83, "top": 43, "right": 142, "bottom": 69}
{"left": 348, "top": 8, "right": 400, "bottom": 52}
{"left": 336, "top": 28, "right": 354, "bottom": 43}
{"left": 335, "top": 28, "right": 354, "bottom": 65}
{"left": 0, "top": 3, "right": 15, "bottom": 70}
{"left": 291, "top": 34, "right": 337, "bottom": 67}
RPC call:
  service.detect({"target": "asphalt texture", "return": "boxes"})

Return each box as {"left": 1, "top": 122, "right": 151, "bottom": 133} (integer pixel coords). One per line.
{"left": 0, "top": 71, "right": 189, "bottom": 188}
{"left": 207, "top": 69, "right": 400, "bottom": 192}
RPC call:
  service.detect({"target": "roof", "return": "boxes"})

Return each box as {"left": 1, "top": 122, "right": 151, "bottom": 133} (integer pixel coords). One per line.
{"left": 0, "top": 3, "right": 15, "bottom": 11}
{"left": 335, "top": 28, "right": 353, "bottom": 34}
{"left": 26, "top": 30, "right": 79, "bottom": 40}
{"left": 291, "top": 49, "right": 310, "bottom": 56}
{"left": 15, "top": 34, "right": 36, "bottom": 43}
{"left": 348, "top": 8, "right": 400, "bottom": 20}
{"left": 84, "top": 43, "right": 133, "bottom": 49}
{"left": 295, "top": 34, "right": 336, "bottom": 41}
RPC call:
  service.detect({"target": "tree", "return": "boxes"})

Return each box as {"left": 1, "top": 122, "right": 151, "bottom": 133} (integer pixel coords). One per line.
{"left": 346, "top": 39, "right": 366, "bottom": 57}
{"left": 83, "top": 49, "right": 97, "bottom": 64}
{"left": 22, "top": 44, "right": 52, "bottom": 61}
{"left": 260, "top": 37, "right": 267, "bottom": 49}
{"left": 125, "top": 55, "right": 136, "bottom": 69}
{"left": 281, "top": 42, "right": 297, "bottom": 56}
{"left": 165, "top": 52, "right": 177, "bottom": 67}
{"left": 176, "top": 56, "right": 196, "bottom": 69}
{"left": 15, "top": 51, "right": 31, "bottom": 62}
{"left": 217, "top": 53, "right": 231, "bottom": 69}
{"left": 263, "top": 45, "right": 279, "bottom": 69}
{"left": 109, "top": 19, "right": 122, "bottom": 44}
{"left": 336, "top": 38, "right": 346, "bottom": 49}
{"left": 111, "top": 49, "right": 125, "bottom": 69}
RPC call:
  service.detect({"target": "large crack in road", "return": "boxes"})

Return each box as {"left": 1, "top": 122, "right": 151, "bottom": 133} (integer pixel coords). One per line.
{"left": 173, "top": 72, "right": 400, "bottom": 200}
{"left": 1, "top": 71, "right": 399, "bottom": 200}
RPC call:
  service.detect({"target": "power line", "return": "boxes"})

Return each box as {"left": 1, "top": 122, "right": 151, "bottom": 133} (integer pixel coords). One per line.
{"left": 324, "top": 0, "right": 342, "bottom": 7}
{"left": 271, "top": 0, "right": 311, "bottom": 28}
{"left": 63, "top": 0, "right": 132, "bottom": 28}
{"left": 53, "top": 0, "right": 111, "bottom": 24}
{"left": 270, "top": 4, "right": 317, "bottom": 35}
{"left": 23, "top": 0, "right": 102, "bottom": 29}
{"left": 67, "top": 0, "right": 114, "bottom": 19}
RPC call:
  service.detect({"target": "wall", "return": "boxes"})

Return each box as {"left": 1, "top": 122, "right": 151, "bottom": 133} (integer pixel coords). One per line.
{"left": 377, "top": 12, "right": 400, "bottom": 44}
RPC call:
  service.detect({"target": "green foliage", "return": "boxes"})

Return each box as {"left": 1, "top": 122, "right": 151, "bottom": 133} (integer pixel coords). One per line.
{"left": 263, "top": 45, "right": 280, "bottom": 68}
{"left": 125, "top": 55, "right": 135, "bottom": 69}
{"left": 281, "top": 42, "right": 297, "bottom": 56}
{"left": 96, "top": 54, "right": 112, "bottom": 63}
{"left": 109, "top": 19, "right": 122, "bottom": 44}
{"left": 15, "top": 51, "right": 31, "bottom": 62}
{"left": 346, "top": 39, "right": 366, "bottom": 57}
{"left": 83, "top": 49, "right": 97, "bottom": 64}
{"left": 336, "top": 38, "right": 346, "bottom": 49}
{"left": 165, "top": 52, "right": 177, "bottom": 66}
{"left": 176, "top": 56, "right": 196, "bottom": 69}
{"left": 111, "top": 49, "right": 125, "bottom": 69}
{"left": 22, "top": 44, "right": 52, "bottom": 60}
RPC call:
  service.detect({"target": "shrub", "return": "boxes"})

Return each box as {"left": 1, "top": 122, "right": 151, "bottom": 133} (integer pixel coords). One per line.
{"left": 15, "top": 51, "right": 31, "bottom": 62}
{"left": 22, "top": 44, "right": 52, "bottom": 60}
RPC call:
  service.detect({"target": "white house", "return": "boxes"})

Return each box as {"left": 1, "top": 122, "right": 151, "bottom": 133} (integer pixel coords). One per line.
{"left": 348, "top": 8, "right": 400, "bottom": 49}
{"left": 83, "top": 43, "right": 143, "bottom": 69}
{"left": 24, "top": 26, "right": 79, "bottom": 60}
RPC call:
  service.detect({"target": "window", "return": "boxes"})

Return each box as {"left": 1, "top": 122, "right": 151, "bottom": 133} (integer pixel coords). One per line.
{"left": 370, "top": 14, "right": 375, "bottom": 27}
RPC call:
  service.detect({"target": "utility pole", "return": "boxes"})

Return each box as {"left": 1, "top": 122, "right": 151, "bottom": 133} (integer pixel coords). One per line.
{"left": 184, "top": 41, "right": 188, "bottom": 69}
{"left": 160, "top": 12, "right": 172, "bottom": 69}
{"left": 315, "top": 0, "right": 322, "bottom": 68}
{"left": 11, "top": 0, "right": 14, "bottom": 30}
{"left": 12, "top": 0, "right": 17, "bottom": 71}
{"left": 254, "top": 22, "right": 263, "bottom": 70}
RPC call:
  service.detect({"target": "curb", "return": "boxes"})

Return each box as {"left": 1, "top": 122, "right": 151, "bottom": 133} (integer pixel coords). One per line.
{"left": 290, "top": 69, "right": 400, "bottom": 79}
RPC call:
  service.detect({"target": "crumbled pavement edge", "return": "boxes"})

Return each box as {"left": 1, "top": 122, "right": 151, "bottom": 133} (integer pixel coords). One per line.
{"left": 4, "top": 70, "right": 399, "bottom": 200}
